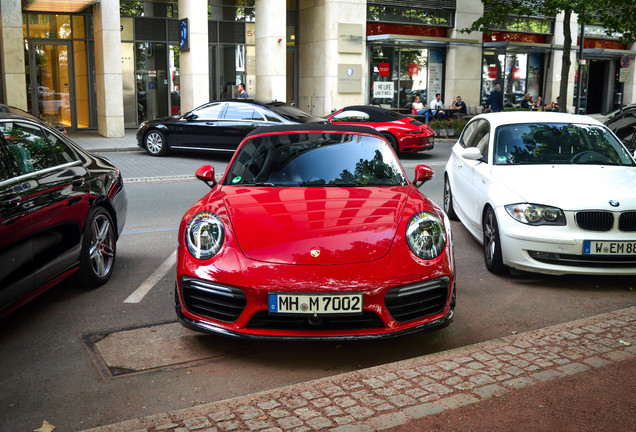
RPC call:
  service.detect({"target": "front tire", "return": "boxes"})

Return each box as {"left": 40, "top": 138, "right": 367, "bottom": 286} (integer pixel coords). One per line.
{"left": 145, "top": 130, "right": 168, "bottom": 156}
{"left": 77, "top": 207, "right": 116, "bottom": 287}
{"left": 443, "top": 177, "right": 458, "bottom": 220}
{"left": 483, "top": 207, "right": 506, "bottom": 274}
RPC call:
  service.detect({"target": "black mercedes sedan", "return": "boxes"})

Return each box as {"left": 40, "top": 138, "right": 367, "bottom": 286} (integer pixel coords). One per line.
{"left": 0, "top": 111, "right": 127, "bottom": 319}
{"left": 136, "top": 99, "right": 326, "bottom": 156}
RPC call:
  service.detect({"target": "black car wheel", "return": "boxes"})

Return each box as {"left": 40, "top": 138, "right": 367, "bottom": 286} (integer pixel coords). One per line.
{"left": 382, "top": 133, "right": 399, "bottom": 154}
{"left": 78, "top": 207, "right": 116, "bottom": 287}
{"left": 443, "top": 176, "right": 458, "bottom": 220}
{"left": 483, "top": 207, "right": 506, "bottom": 274}
{"left": 145, "top": 130, "right": 168, "bottom": 156}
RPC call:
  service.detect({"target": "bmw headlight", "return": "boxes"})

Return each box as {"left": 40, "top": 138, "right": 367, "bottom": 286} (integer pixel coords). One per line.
{"left": 406, "top": 211, "right": 446, "bottom": 259}
{"left": 186, "top": 211, "right": 224, "bottom": 259}
{"left": 505, "top": 204, "right": 566, "bottom": 226}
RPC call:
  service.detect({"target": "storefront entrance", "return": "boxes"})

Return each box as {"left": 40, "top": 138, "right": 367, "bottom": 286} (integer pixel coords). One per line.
{"left": 26, "top": 40, "right": 74, "bottom": 128}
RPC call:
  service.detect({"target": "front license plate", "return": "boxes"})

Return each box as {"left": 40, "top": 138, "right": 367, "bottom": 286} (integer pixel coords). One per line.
{"left": 583, "top": 240, "right": 636, "bottom": 255}
{"left": 268, "top": 293, "right": 363, "bottom": 315}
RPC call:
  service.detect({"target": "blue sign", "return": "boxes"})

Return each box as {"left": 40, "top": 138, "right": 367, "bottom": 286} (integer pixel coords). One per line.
{"left": 621, "top": 55, "right": 631, "bottom": 68}
{"left": 179, "top": 18, "right": 189, "bottom": 51}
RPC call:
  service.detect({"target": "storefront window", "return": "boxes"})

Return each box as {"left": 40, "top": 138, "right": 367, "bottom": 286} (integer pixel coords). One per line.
{"left": 121, "top": 1, "right": 178, "bottom": 18}
{"left": 481, "top": 52, "right": 544, "bottom": 109}
{"left": 27, "top": 14, "right": 71, "bottom": 39}
{"left": 209, "top": 0, "right": 255, "bottom": 22}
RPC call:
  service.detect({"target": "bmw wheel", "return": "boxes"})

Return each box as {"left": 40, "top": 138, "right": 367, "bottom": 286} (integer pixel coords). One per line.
{"left": 443, "top": 177, "right": 458, "bottom": 220}
{"left": 483, "top": 207, "right": 506, "bottom": 274}
{"left": 78, "top": 207, "right": 116, "bottom": 287}
{"left": 145, "top": 130, "right": 168, "bottom": 156}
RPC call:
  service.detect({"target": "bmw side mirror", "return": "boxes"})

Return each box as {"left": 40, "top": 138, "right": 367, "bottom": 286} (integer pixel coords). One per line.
{"left": 461, "top": 147, "right": 484, "bottom": 162}
{"left": 195, "top": 165, "right": 217, "bottom": 188}
{"left": 413, "top": 164, "right": 434, "bottom": 188}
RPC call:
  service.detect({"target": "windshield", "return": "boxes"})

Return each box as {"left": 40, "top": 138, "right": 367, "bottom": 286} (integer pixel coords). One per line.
{"left": 224, "top": 132, "right": 407, "bottom": 187}
{"left": 268, "top": 103, "right": 312, "bottom": 120}
{"left": 493, "top": 123, "right": 636, "bottom": 166}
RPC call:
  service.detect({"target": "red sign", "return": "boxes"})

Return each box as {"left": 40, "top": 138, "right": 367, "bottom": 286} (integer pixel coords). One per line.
{"left": 379, "top": 62, "right": 390, "bottom": 77}
{"left": 512, "top": 68, "right": 520, "bottom": 80}
{"left": 488, "top": 66, "right": 498, "bottom": 79}
{"left": 408, "top": 63, "right": 419, "bottom": 77}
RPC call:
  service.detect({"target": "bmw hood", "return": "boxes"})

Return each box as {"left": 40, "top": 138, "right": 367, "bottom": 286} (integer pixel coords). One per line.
{"left": 491, "top": 165, "right": 636, "bottom": 210}
{"left": 221, "top": 187, "right": 408, "bottom": 265}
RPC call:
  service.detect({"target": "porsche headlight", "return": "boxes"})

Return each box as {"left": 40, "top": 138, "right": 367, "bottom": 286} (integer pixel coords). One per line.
{"left": 505, "top": 204, "right": 566, "bottom": 226}
{"left": 186, "top": 211, "right": 224, "bottom": 259}
{"left": 406, "top": 211, "right": 446, "bottom": 259}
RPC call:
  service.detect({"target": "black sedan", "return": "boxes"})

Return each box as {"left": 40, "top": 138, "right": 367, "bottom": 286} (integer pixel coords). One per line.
{"left": 0, "top": 111, "right": 127, "bottom": 319}
{"left": 136, "top": 99, "right": 326, "bottom": 156}
{"left": 605, "top": 110, "right": 636, "bottom": 153}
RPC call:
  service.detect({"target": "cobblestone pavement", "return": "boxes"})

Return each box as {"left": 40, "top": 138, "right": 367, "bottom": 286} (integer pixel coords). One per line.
{"left": 81, "top": 306, "right": 635, "bottom": 432}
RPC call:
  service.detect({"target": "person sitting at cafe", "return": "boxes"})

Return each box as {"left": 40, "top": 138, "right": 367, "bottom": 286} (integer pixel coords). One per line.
{"left": 411, "top": 95, "right": 433, "bottom": 124}
{"left": 430, "top": 93, "right": 447, "bottom": 120}
{"left": 452, "top": 96, "right": 467, "bottom": 117}
{"left": 532, "top": 96, "right": 544, "bottom": 110}
{"left": 520, "top": 93, "right": 532, "bottom": 109}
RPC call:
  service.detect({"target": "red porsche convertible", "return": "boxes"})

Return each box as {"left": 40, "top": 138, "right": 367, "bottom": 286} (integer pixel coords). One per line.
{"left": 175, "top": 124, "right": 455, "bottom": 340}
{"left": 326, "top": 105, "right": 435, "bottom": 154}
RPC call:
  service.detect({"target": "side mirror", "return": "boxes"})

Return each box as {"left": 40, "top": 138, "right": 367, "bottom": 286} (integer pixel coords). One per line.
{"left": 195, "top": 165, "right": 216, "bottom": 188}
{"left": 413, "top": 164, "right": 434, "bottom": 188}
{"left": 461, "top": 147, "right": 484, "bottom": 161}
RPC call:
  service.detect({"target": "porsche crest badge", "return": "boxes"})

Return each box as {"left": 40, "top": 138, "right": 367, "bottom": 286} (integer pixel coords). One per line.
{"left": 311, "top": 249, "right": 320, "bottom": 258}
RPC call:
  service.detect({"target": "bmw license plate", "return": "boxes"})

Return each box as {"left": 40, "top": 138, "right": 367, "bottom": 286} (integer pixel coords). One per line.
{"left": 268, "top": 293, "right": 363, "bottom": 315}
{"left": 584, "top": 240, "right": 636, "bottom": 255}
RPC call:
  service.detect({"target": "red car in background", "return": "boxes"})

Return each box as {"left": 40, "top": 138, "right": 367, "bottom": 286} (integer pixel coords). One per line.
{"left": 326, "top": 105, "right": 435, "bottom": 154}
{"left": 175, "top": 124, "right": 455, "bottom": 340}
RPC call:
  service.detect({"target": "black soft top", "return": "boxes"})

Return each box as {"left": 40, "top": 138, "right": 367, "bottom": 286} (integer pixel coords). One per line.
{"left": 335, "top": 105, "right": 405, "bottom": 122}
{"left": 246, "top": 123, "right": 384, "bottom": 139}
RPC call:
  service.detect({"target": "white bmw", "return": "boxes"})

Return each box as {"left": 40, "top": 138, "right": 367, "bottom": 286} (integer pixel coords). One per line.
{"left": 443, "top": 112, "right": 636, "bottom": 275}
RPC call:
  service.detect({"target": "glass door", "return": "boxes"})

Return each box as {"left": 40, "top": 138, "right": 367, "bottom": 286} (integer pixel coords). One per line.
{"left": 27, "top": 40, "right": 74, "bottom": 128}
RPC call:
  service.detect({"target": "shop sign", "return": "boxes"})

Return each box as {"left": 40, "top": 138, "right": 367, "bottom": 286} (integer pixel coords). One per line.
{"left": 379, "top": 63, "right": 390, "bottom": 77}
{"left": 512, "top": 68, "right": 520, "bottom": 80}
{"left": 338, "top": 23, "right": 363, "bottom": 54}
{"left": 488, "top": 66, "right": 498, "bottom": 79}
{"left": 338, "top": 64, "right": 362, "bottom": 93}
{"left": 148, "top": 70, "right": 157, "bottom": 78}
{"left": 373, "top": 81, "right": 394, "bottom": 98}
{"left": 408, "top": 63, "right": 419, "bottom": 77}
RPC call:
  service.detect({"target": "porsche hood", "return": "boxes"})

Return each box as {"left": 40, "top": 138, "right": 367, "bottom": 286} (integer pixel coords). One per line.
{"left": 222, "top": 187, "right": 409, "bottom": 265}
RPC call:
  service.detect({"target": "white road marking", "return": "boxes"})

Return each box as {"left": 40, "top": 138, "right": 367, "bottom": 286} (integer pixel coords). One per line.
{"left": 124, "top": 250, "right": 177, "bottom": 304}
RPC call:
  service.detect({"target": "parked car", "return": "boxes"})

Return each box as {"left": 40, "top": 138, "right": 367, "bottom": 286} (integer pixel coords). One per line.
{"left": 605, "top": 110, "right": 636, "bottom": 154}
{"left": 588, "top": 103, "right": 636, "bottom": 123}
{"left": 443, "top": 112, "right": 636, "bottom": 276}
{"left": 325, "top": 105, "right": 435, "bottom": 154}
{"left": 175, "top": 124, "right": 455, "bottom": 339}
{"left": 136, "top": 99, "right": 326, "bottom": 156}
{"left": 0, "top": 103, "right": 67, "bottom": 135}
{"left": 0, "top": 112, "right": 127, "bottom": 318}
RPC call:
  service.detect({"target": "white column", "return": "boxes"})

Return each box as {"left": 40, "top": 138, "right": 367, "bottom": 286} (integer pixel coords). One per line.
{"left": 549, "top": 11, "right": 578, "bottom": 113}
{"left": 623, "top": 43, "right": 636, "bottom": 106}
{"left": 179, "top": 0, "right": 209, "bottom": 112}
{"left": 255, "top": 0, "right": 286, "bottom": 101}
{"left": 446, "top": 0, "right": 483, "bottom": 109}
{"left": 94, "top": 0, "right": 124, "bottom": 137}
{"left": 299, "top": 0, "right": 366, "bottom": 116}
{"left": 0, "top": 0, "right": 27, "bottom": 110}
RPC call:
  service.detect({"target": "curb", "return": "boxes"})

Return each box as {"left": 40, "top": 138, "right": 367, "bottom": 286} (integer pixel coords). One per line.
{"left": 81, "top": 306, "right": 636, "bottom": 432}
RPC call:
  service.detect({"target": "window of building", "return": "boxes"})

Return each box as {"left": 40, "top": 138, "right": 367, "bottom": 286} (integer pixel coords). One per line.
{"left": 120, "top": 1, "right": 178, "bottom": 18}
{"left": 367, "top": 1, "right": 455, "bottom": 27}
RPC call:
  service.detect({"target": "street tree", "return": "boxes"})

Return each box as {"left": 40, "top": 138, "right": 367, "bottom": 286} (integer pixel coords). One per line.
{"left": 462, "top": 0, "right": 636, "bottom": 112}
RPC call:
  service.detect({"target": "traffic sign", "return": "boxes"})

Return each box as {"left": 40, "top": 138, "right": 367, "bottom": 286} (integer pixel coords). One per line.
{"left": 619, "top": 67, "right": 630, "bottom": 83}
{"left": 621, "top": 55, "right": 631, "bottom": 68}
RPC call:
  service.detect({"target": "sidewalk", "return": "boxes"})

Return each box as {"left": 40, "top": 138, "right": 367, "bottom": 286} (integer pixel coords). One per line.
{"left": 68, "top": 130, "right": 140, "bottom": 153}
{"left": 81, "top": 306, "right": 635, "bottom": 432}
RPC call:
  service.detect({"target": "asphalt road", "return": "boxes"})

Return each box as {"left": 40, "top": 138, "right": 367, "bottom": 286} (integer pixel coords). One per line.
{"left": 0, "top": 145, "right": 633, "bottom": 431}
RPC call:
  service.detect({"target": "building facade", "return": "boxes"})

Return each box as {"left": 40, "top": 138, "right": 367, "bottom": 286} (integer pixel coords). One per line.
{"left": 1, "top": 0, "right": 634, "bottom": 137}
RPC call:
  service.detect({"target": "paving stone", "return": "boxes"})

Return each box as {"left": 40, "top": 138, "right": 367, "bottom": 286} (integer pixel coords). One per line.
{"left": 403, "top": 402, "right": 446, "bottom": 418}
{"left": 276, "top": 416, "right": 303, "bottom": 429}
{"left": 215, "top": 420, "right": 241, "bottom": 431}
{"left": 345, "top": 405, "right": 375, "bottom": 419}
{"left": 531, "top": 370, "right": 566, "bottom": 382}
{"left": 305, "top": 416, "right": 332, "bottom": 430}
{"left": 156, "top": 423, "right": 180, "bottom": 430}
{"left": 437, "top": 393, "right": 480, "bottom": 409}
{"left": 437, "top": 360, "right": 460, "bottom": 370}
{"left": 280, "top": 397, "right": 308, "bottom": 409}
{"left": 396, "top": 369, "right": 421, "bottom": 379}
{"left": 300, "top": 391, "right": 322, "bottom": 401}
{"left": 387, "top": 394, "right": 417, "bottom": 407}
{"left": 209, "top": 411, "right": 235, "bottom": 422}
{"left": 236, "top": 406, "right": 265, "bottom": 420}
{"left": 294, "top": 407, "right": 320, "bottom": 421}
{"left": 604, "top": 350, "right": 633, "bottom": 362}
{"left": 257, "top": 400, "right": 281, "bottom": 410}
{"left": 425, "top": 383, "right": 454, "bottom": 396}
{"left": 184, "top": 417, "right": 212, "bottom": 430}
{"left": 557, "top": 362, "right": 590, "bottom": 375}
{"left": 503, "top": 377, "right": 536, "bottom": 390}
{"left": 268, "top": 409, "right": 291, "bottom": 419}
{"left": 473, "top": 384, "right": 508, "bottom": 399}
{"left": 330, "top": 424, "right": 374, "bottom": 432}
{"left": 245, "top": 418, "right": 275, "bottom": 431}
{"left": 366, "top": 412, "right": 410, "bottom": 430}
{"left": 322, "top": 386, "right": 346, "bottom": 397}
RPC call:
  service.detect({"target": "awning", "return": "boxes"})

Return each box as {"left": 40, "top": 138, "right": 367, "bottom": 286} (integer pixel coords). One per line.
{"left": 22, "top": 0, "right": 99, "bottom": 13}
{"left": 367, "top": 34, "right": 480, "bottom": 47}
{"left": 582, "top": 48, "right": 636, "bottom": 59}
{"left": 483, "top": 41, "right": 552, "bottom": 53}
